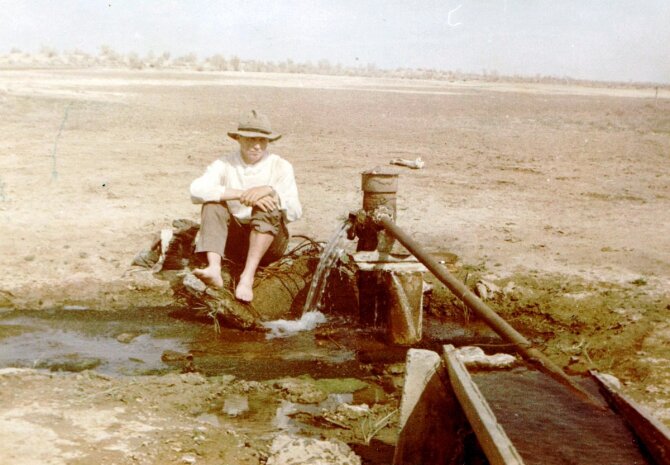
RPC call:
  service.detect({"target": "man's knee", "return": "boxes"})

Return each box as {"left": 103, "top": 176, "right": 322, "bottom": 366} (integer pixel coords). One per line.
{"left": 201, "top": 202, "right": 231, "bottom": 223}
{"left": 249, "top": 207, "right": 283, "bottom": 235}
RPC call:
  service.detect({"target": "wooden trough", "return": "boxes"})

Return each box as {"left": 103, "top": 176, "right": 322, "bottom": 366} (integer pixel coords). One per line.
{"left": 394, "top": 345, "right": 670, "bottom": 465}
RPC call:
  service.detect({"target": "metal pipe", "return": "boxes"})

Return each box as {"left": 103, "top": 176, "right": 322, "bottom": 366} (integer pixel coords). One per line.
{"left": 377, "top": 216, "right": 605, "bottom": 409}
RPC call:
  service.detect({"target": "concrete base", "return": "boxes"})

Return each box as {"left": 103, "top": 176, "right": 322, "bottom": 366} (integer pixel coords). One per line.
{"left": 393, "top": 349, "right": 469, "bottom": 465}
{"left": 353, "top": 252, "right": 427, "bottom": 345}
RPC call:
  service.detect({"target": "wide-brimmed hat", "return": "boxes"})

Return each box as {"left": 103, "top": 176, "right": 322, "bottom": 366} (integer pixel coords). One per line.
{"left": 227, "top": 110, "right": 281, "bottom": 141}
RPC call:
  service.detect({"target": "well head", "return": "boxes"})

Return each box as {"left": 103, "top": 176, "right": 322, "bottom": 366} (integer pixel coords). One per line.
{"left": 361, "top": 167, "right": 399, "bottom": 193}
{"left": 357, "top": 167, "right": 400, "bottom": 253}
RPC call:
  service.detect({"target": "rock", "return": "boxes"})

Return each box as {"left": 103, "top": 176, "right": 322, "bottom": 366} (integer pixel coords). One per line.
{"left": 598, "top": 372, "right": 622, "bottom": 390}
{"left": 398, "top": 349, "right": 441, "bottom": 428}
{"left": 196, "top": 413, "right": 220, "bottom": 427}
{"left": 266, "top": 433, "right": 361, "bottom": 465}
{"left": 384, "top": 363, "right": 406, "bottom": 376}
{"left": 0, "top": 368, "right": 37, "bottom": 376}
{"left": 161, "top": 350, "right": 190, "bottom": 362}
{"left": 182, "top": 273, "right": 207, "bottom": 293}
{"left": 0, "top": 290, "right": 15, "bottom": 308}
{"left": 455, "top": 346, "right": 516, "bottom": 369}
{"left": 63, "top": 305, "right": 90, "bottom": 311}
{"left": 37, "top": 356, "right": 102, "bottom": 373}
{"left": 274, "top": 378, "right": 328, "bottom": 404}
{"left": 131, "top": 233, "right": 161, "bottom": 268}
{"left": 322, "top": 403, "right": 370, "bottom": 427}
{"left": 222, "top": 394, "right": 249, "bottom": 417}
{"left": 236, "top": 380, "right": 264, "bottom": 392}
{"left": 502, "top": 281, "right": 516, "bottom": 295}
{"left": 475, "top": 279, "right": 501, "bottom": 301}
{"left": 180, "top": 372, "right": 206, "bottom": 385}
{"left": 181, "top": 454, "right": 197, "bottom": 464}
{"left": 116, "top": 332, "right": 142, "bottom": 344}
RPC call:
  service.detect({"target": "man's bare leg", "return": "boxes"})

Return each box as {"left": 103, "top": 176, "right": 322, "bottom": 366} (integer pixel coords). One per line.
{"left": 194, "top": 252, "right": 224, "bottom": 288}
{"left": 235, "top": 230, "right": 274, "bottom": 302}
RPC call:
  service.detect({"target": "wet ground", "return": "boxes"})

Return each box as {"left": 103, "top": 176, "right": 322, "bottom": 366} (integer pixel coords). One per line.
{"left": 0, "top": 306, "right": 409, "bottom": 464}
{"left": 0, "top": 303, "right": 503, "bottom": 464}
{"left": 0, "top": 307, "right": 356, "bottom": 377}
{"left": 0, "top": 294, "right": 667, "bottom": 464}
{"left": 0, "top": 304, "right": 501, "bottom": 379}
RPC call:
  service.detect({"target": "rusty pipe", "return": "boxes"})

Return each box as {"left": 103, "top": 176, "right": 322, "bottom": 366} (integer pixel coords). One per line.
{"left": 376, "top": 216, "right": 605, "bottom": 409}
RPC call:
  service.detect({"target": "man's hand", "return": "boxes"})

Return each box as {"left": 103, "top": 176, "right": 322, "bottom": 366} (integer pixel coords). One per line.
{"left": 254, "top": 194, "right": 280, "bottom": 212}
{"left": 240, "top": 186, "right": 279, "bottom": 212}
{"left": 240, "top": 186, "right": 274, "bottom": 206}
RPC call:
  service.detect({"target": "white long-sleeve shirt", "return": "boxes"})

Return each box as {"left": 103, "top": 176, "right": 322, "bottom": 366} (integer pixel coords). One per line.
{"left": 190, "top": 151, "right": 302, "bottom": 223}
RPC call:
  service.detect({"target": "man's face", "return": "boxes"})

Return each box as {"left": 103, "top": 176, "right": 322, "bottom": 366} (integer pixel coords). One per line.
{"left": 238, "top": 136, "right": 269, "bottom": 164}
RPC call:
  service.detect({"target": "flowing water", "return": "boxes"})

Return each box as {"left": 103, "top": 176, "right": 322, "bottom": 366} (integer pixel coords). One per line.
{"left": 302, "top": 219, "right": 352, "bottom": 314}
{"left": 260, "top": 220, "right": 352, "bottom": 338}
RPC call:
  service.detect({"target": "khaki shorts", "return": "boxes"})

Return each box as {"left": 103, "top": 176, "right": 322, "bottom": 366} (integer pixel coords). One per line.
{"left": 195, "top": 202, "right": 289, "bottom": 266}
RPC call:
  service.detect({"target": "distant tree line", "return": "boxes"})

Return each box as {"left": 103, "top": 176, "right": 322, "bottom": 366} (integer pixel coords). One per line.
{"left": 1, "top": 45, "right": 667, "bottom": 90}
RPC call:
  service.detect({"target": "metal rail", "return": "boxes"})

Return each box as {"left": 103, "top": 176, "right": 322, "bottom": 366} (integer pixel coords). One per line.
{"left": 377, "top": 216, "right": 605, "bottom": 409}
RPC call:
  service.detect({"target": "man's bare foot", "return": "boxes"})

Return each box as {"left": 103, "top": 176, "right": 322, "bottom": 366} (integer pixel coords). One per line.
{"left": 235, "top": 275, "right": 254, "bottom": 302}
{"left": 193, "top": 267, "right": 224, "bottom": 288}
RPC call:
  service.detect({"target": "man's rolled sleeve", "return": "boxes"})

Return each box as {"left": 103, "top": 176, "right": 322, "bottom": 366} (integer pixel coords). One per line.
{"left": 190, "top": 160, "right": 226, "bottom": 204}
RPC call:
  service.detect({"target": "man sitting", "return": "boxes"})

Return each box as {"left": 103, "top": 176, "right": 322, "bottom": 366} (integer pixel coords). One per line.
{"left": 189, "top": 110, "right": 302, "bottom": 302}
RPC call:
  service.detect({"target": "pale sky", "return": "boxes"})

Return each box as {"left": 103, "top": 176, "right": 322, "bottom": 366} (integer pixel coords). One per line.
{"left": 1, "top": 0, "right": 669, "bottom": 83}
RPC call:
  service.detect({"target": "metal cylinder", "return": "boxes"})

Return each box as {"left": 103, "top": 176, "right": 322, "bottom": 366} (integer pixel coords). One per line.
{"left": 358, "top": 167, "right": 399, "bottom": 251}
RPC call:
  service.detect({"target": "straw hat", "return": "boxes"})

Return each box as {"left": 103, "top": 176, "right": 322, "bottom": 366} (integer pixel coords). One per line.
{"left": 227, "top": 110, "right": 281, "bottom": 141}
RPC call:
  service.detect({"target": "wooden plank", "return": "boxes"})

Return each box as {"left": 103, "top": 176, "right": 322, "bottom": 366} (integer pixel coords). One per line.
{"left": 443, "top": 344, "right": 525, "bottom": 465}
{"left": 592, "top": 371, "right": 670, "bottom": 465}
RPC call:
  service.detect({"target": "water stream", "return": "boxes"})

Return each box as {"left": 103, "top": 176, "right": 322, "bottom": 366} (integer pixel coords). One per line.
{"left": 302, "top": 219, "right": 352, "bottom": 314}
{"left": 260, "top": 220, "right": 352, "bottom": 338}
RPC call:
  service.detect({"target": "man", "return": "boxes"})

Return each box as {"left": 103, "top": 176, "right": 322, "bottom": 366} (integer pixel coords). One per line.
{"left": 189, "top": 110, "right": 302, "bottom": 302}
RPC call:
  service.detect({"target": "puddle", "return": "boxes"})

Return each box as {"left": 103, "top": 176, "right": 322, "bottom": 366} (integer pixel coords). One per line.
{"left": 0, "top": 306, "right": 504, "bottom": 379}
{"left": 0, "top": 308, "right": 403, "bottom": 379}
{"left": 0, "top": 308, "right": 190, "bottom": 375}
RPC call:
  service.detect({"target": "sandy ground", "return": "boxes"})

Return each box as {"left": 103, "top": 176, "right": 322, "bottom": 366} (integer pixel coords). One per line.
{"left": 1, "top": 69, "right": 669, "bottom": 463}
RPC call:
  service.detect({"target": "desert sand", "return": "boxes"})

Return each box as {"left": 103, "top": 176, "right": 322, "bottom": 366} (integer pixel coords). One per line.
{"left": 1, "top": 68, "right": 668, "bottom": 464}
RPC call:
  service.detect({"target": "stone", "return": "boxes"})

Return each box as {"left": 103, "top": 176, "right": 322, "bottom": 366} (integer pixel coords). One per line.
{"left": 502, "top": 281, "right": 517, "bottom": 296}
{"left": 398, "top": 349, "right": 441, "bottom": 428}
{"left": 597, "top": 372, "right": 622, "bottom": 390}
{"left": 455, "top": 346, "right": 516, "bottom": 369}
{"left": 475, "top": 279, "right": 501, "bottom": 301}
{"left": 116, "top": 332, "right": 142, "bottom": 344}
{"left": 181, "top": 454, "right": 197, "bottom": 464}
{"left": 180, "top": 372, "right": 206, "bottom": 385}
{"left": 37, "top": 356, "right": 102, "bottom": 373}
{"left": 161, "top": 350, "right": 190, "bottom": 362}
{"left": 394, "top": 349, "right": 468, "bottom": 465}
{"left": 274, "top": 377, "right": 328, "bottom": 404}
{"left": 322, "top": 403, "right": 370, "bottom": 427}
{"left": 222, "top": 395, "right": 249, "bottom": 417}
{"left": 267, "top": 433, "right": 361, "bottom": 465}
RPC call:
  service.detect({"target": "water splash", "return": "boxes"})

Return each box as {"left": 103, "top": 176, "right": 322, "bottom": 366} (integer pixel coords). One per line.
{"left": 260, "top": 220, "right": 352, "bottom": 339}
{"left": 302, "top": 220, "right": 351, "bottom": 314}
{"left": 262, "top": 311, "right": 327, "bottom": 339}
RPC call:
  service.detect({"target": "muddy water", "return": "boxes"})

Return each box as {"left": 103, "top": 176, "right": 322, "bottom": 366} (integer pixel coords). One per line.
{"left": 0, "top": 307, "right": 190, "bottom": 375}
{"left": 0, "top": 303, "right": 499, "bottom": 381}
{"left": 0, "top": 308, "right": 373, "bottom": 378}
